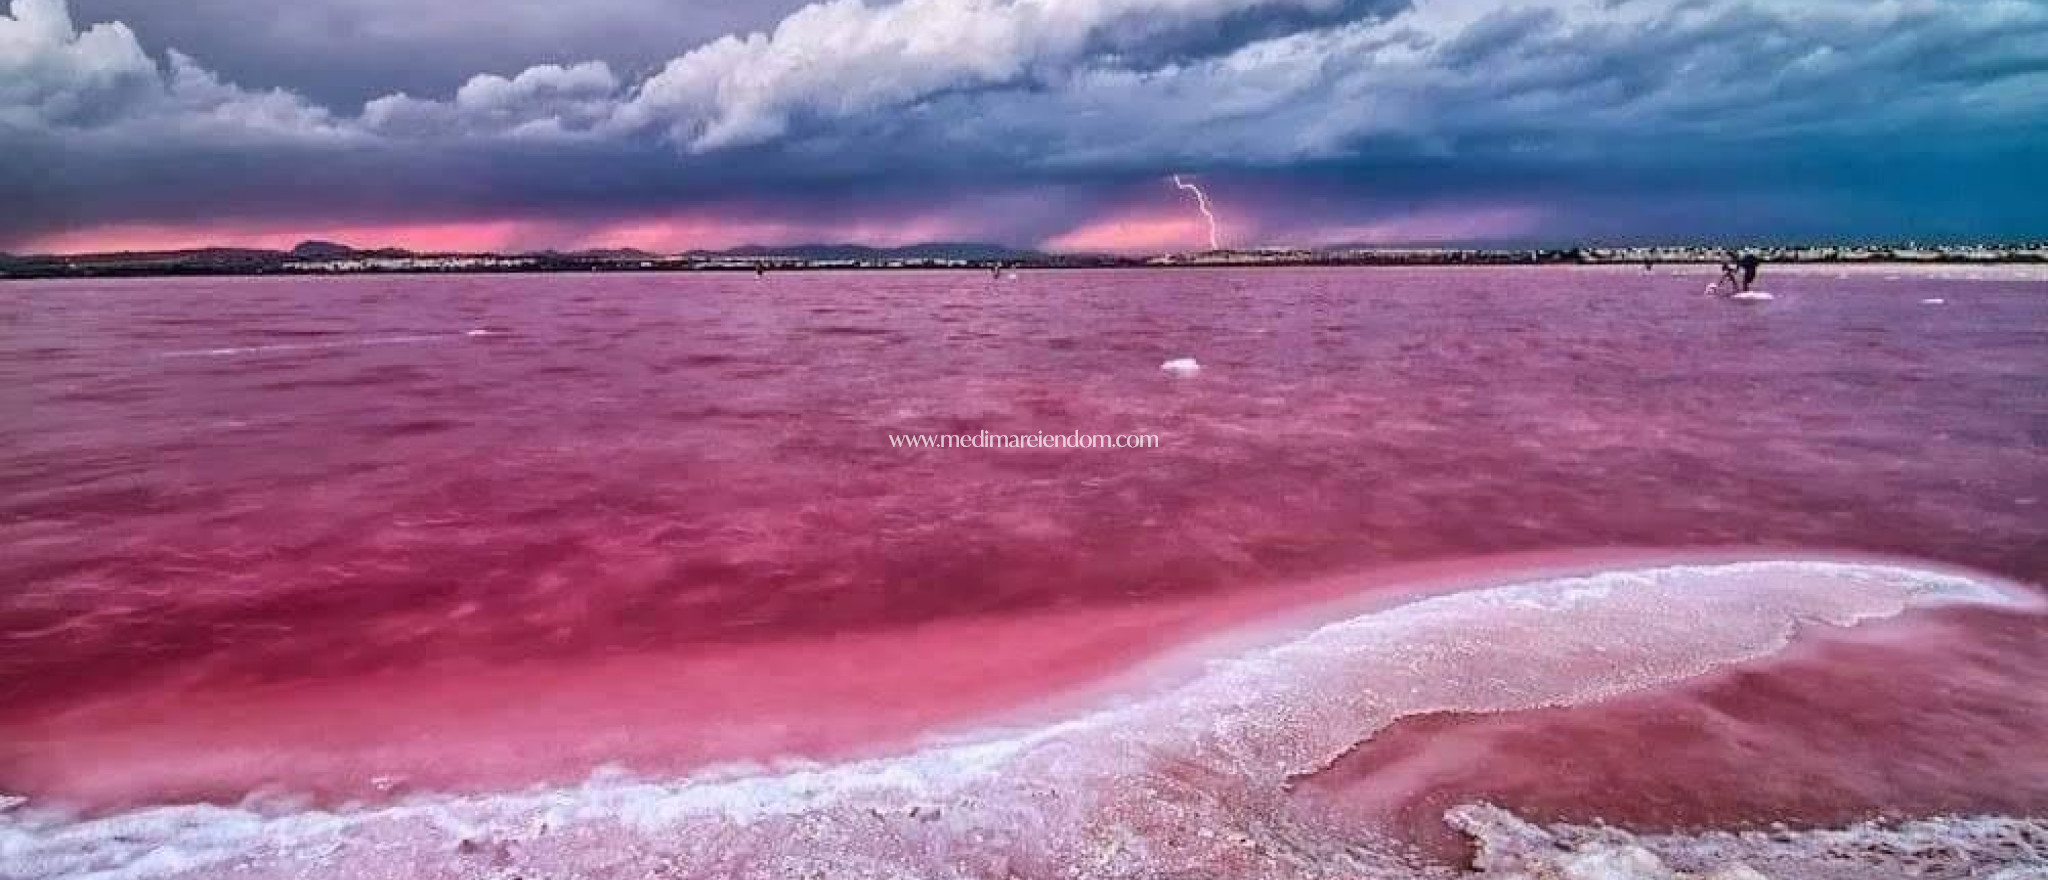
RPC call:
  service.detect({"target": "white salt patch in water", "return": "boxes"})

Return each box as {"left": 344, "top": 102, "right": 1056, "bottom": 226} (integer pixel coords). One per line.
{"left": 2, "top": 560, "right": 2038, "bottom": 880}
{"left": 1453, "top": 803, "right": 2048, "bottom": 880}
{"left": 1161, "top": 357, "right": 1202, "bottom": 375}
{"left": 161, "top": 333, "right": 473, "bottom": 358}
{"left": 1923, "top": 298, "right": 1947, "bottom": 305}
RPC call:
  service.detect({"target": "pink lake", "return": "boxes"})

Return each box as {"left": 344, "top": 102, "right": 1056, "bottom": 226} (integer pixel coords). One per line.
{"left": 1, "top": 266, "right": 2044, "bottom": 879}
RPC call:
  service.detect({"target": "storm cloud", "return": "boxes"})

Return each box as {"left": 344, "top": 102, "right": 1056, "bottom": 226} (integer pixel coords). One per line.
{"left": 4, "top": 0, "right": 2045, "bottom": 252}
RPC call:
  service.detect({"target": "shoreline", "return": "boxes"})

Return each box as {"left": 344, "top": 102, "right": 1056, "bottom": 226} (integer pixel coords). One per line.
{"left": 4, "top": 554, "right": 2041, "bottom": 880}
{"left": 5, "top": 256, "right": 2046, "bottom": 283}
{"left": 9, "top": 547, "right": 2026, "bottom": 816}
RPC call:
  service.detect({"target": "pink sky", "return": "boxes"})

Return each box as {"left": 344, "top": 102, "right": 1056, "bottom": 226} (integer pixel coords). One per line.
{"left": 21, "top": 201, "right": 1543, "bottom": 257}
{"left": 1043, "top": 212, "right": 1219, "bottom": 255}
{"left": 23, "top": 220, "right": 556, "bottom": 256}
{"left": 1042, "top": 202, "right": 1545, "bottom": 254}
{"left": 22, "top": 211, "right": 990, "bottom": 256}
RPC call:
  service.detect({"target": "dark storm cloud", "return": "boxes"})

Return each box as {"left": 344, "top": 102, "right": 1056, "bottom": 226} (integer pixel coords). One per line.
{"left": 0, "top": 112, "right": 1127, "bottom": 247}
{"left": 4, "top": 0, "right": 2046, "bottom": 251}
{"left": 1076, "top": 0, "right": 1406, "bottom": 66}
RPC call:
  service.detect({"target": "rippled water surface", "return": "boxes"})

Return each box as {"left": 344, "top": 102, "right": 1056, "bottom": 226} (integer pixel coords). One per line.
{"left": 1, "top": 266, "right": 2044, "bottom": 878}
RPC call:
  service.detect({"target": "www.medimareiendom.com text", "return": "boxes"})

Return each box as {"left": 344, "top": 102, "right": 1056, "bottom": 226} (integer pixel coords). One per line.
{"left": 889, "top": 431, "right": 1161, "bottom": 449}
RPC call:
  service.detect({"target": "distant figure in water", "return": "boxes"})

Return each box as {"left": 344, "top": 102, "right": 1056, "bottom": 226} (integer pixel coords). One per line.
{"left": 1737, "top": 252, "right": 1762, "bottom": 292}
{"left": 1644, "top": 259, "right": 1655, "bottom": 272}
{"left": 755, "top": 264, "right": 766, "bottom": 278}
{"left": 991, "top": 262, "right": 1003, "bottom": 280}
{"left": 1715, "top": 261, "right": 1741, "bottom": 295}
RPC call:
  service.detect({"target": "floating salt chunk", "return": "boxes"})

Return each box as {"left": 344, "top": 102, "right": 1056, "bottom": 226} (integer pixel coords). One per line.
{"left": 0, "top": 794, "right": 24, "bottom": 813}
{"left": 1160, "top": 357, "right": 1201, "bottom": 375}
{"left": 1922, "top": 298, "right": 1946, "bottom": 305}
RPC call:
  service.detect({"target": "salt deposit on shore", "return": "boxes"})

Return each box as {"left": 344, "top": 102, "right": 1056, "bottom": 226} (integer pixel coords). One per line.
{"left": 5, "top": 560, "right": 2040, "bottom": 880}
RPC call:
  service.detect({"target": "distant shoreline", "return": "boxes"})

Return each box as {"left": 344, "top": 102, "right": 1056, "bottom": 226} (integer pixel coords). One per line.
{"left": 5, "top": 248, "right": 2044, "bottom": 281}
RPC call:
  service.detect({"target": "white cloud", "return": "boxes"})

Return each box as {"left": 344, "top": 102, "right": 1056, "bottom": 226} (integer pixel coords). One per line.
{"left": 875, "top": 0, "right": 2048, "bottom": 166}
{"left": 1, "top": 0, "right": 347, "bottom": 140}
{"left": 0, "top": 0, "right": 158, "bottom": 125}
{"left": 362, "top": 61, "right": 622, "bottom": 139}
{"left": 160, "top": 50, "right": 352, "bottom": 142}
{"left": 455, "top": 61, "right": 617, "bottom": 111}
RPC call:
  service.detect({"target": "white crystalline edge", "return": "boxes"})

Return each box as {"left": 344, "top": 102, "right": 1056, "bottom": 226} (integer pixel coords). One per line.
{"left": 1, "top": 560, "right": 2040, "bottom": 880}
{"left": 1024, "top": 559, "right": 2037, "bottom": 784}
{"left": 1453, "top": 804, "right": 2048, "bottom": 880}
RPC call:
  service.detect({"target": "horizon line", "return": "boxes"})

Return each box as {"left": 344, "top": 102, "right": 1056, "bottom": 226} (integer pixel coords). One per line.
{"left": 9, "top": 237, "right": 2047, "bottom": 261}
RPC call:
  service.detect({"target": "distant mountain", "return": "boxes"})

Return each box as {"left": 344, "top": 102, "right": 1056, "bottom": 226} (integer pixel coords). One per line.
{"left": 692, "top": 242, "right": 1048, "bottom": 262}
{"left": 0, "top": 247, "right": 292, "bottom": 278}
{"left": 67, "top": 247, "right": 288, "bottom": 264}
{"left": 290, "top": 240, "right": 415, "bottom": 260}
{"left": 888, "top": 242, "right": 1050, "bottom": 261}
{"left": 290, "top": 240, "right": 354, "bottom": 260}
{"left": 0, "top": 239, "right": 1088, "bottom": 279}
{"left": 539, "top": 247, "right": 661, "bottom": 261}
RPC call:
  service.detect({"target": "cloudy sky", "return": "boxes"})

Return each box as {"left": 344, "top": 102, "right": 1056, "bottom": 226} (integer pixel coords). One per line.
{"left": 3, "top": 0, "right": 2044, "bottom": 254}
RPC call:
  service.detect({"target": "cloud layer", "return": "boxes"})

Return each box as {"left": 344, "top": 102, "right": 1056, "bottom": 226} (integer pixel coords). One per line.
{"left": 4, "top": 0, "right": 2045, "bottom": 252}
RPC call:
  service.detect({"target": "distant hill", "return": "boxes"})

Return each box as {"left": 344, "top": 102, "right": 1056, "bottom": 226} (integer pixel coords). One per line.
{"left": 290, "top": 240, "right": 415, "bottom": 260}
{"left": 0, "top": 247, "right": 294, "bottom": 278}
{"left": 64, "top": 247, "right": 287, "bottom": 264}
{"left": 290, "top": 240, "right": 354, "bottom": 260}
{"left": 537, "top": 248, "right": 662, "bottom": 261}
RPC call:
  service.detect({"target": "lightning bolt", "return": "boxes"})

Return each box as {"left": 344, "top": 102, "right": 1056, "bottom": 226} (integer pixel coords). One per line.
{"left": 1171, "top": 174, "right": 1223, "bottom": 251}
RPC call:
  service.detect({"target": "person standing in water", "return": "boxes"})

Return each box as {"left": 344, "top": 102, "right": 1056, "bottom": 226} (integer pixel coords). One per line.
{"left": 1714, "top": 261, "right": 1741, "bottom": 295}
{"left": 1736, "top": 252, "right": 1762, "bottom": 292}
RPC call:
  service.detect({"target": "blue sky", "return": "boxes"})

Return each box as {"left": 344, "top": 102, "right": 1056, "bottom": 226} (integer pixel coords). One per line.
{"left": 4, "top": 0, "right": 2044, "bottom": 253}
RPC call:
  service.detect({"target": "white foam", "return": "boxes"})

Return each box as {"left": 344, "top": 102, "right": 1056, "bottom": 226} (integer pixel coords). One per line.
{"left": 161, "top": 332, "right": 482, "bottom": 358}
{"left": 2, "top": 560, "right": 2036, "bottom": 880}
{"left": 1160, "top": 357, "right": 1202, "bottom": 375}
{"left": 1453, "top": 803, "right": 2048, "bottom": 880}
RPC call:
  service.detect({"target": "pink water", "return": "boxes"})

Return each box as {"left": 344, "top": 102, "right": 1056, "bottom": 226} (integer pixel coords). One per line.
{"left": 1, "top": 266, "right": 2045, "bottom": 878}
